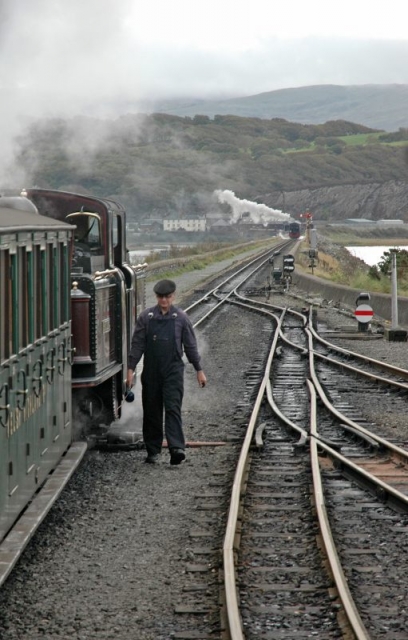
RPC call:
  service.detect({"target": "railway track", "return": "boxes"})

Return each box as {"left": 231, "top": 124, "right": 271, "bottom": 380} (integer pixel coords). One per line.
{"left": 218, "top": 296, "right": 408, "bottom": 639}
{"left": 3, "top": 250, "right": 408, "bottom": 639}
{"left": 184, "top": 240, "right": 293, "bottom": 327}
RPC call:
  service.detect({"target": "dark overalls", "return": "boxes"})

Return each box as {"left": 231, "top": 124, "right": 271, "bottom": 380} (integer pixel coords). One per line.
{"left": 141, "top": 315, "right": 185, "bottom": 456}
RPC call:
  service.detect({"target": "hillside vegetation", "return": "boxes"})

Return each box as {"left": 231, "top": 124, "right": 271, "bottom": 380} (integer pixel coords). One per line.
{"left": 13, "top": 112, "right": 408, "bottom": 223}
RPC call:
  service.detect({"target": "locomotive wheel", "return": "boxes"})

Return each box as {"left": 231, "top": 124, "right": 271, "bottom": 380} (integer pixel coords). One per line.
{"left": 73, "top": 390, "right": 106, "bottom": 427}
{"left": 72, "top": 375, "right": 124, "bottom": 436}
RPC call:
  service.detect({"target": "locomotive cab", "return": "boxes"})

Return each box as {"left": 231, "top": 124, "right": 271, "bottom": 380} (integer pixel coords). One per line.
{"left": 67, "top": 211, "right": 104, "bottom": 274}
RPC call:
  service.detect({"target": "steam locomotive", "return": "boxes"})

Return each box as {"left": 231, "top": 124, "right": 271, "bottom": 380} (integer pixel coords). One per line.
{"left": 0, "top": 189, "right": 145, "bottom": 547}
{"left": 288, "top": 221, "right": 301, "bottom": 239}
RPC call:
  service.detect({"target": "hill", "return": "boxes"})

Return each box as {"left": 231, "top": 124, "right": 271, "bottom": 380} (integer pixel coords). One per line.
{"left": 9, "top": 111, "right": 408, "bottom": 224}
{"left": 141, "top": 84, "right": 408, "bottom": 133}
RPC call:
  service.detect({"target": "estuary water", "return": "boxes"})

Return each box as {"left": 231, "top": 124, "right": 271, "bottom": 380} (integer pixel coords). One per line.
{"left": 130, "top": 245, "right": 404, "bottom": 267}
{"left": 346, "top": 246, "right": 406, "bottom": 267}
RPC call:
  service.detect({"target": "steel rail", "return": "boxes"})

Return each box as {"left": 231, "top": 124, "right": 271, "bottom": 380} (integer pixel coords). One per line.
{"left": 190, "top": 244, "right": 292, "bottom": 328}
{"left": 306, "top": 324, "right": 408, "bottom": 510}
{"left": 308, "top": 315, "right": 408, "bottom": 380}
{"left": 222, "top": 309, "right": 282, "bottom": 639}
{"left": 223, "top": 300, "right": 367, "bottom": 637}
{"left": 234, "top": 293, "right": 313, "bottom": 354}
{"left": 312, "top": 349, "right": 408, "bottom": 391}
{"left": 237, "top": 297, "right": 396, "bottom": 636}
{"left": 307, "top": 380, "right": 371, "bottom": 640}
{"left": 229, "top": 302, "right": 310, "bottom": 438}
{"left": 259, "top": 304, "right": 408, "bottom": 458}
{"left": 238, "top": 297, "right": 408, "bottom": 388}
{"left": 188, "top": 248, "right": 284, "bottom": 327}
{"left": 219, "top": 292, "right": 408, "bottom": 637}
{"left": 312, "top": 429, "right": 408, "bottom": 509}
{"left": 265, "top": 376, "right": 309, "bottom": 440}
{"left": 306, "top": 325, "right": 408, "bottom": 463}
{"left": 184, "top": 240, "right": 292, "bottom": 315}
{"left": 264, "top": 308, "right": 309, "bottom": 439}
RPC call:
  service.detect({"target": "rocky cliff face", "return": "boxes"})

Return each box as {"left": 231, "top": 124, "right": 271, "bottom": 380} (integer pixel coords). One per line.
{"left": 264, "top": 180, "right": 408, "bottom": 221}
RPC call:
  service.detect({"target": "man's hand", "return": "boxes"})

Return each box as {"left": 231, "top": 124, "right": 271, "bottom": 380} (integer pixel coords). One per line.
{"left": 197, "top": 370, "right": 207, "bottom": 388}
{"left": 127, "top": 369, "right": 135, "bottom": 389}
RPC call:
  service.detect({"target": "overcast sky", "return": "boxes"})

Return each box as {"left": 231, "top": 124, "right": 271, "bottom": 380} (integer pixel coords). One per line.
{"left": 2, "top": 0, "right": 408, "bottom": 110}
{"left": 1, "top": 0, "right": 408, "bottom": 182}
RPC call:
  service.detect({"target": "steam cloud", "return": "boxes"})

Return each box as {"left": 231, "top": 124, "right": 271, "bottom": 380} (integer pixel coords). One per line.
{"left": 2, "top": 0, "right": 407, "bottom": 188}
{"left": 215, "top": 189, "right": 290, "bottom": 225}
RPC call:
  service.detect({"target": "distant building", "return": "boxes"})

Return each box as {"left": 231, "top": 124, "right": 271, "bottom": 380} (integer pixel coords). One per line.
{"left": 163, "top": 218, "right": 207, "bottom": 232}
{"left": 234, "top": 222, "right": 277, "bottom": 238}
{"left": 376, "top": 219, "right": 404, "bottom": 225}
{"left": 140, "top": 219, "right": 162, "bottom": 233}
{"left": 208, "top": 219, "right": 234, "bottom": 235}
{"left": 343, "top": 218, "right": 374, "bottom": 225}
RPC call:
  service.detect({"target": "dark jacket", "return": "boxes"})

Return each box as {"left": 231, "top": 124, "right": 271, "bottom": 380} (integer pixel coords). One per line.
{"left": 128, "top": 305, "right": 202, "bottom": 372}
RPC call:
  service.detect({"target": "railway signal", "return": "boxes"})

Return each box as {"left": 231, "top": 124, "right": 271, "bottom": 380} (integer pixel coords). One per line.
{"left": 354, "top": 304, "right": 373, "bottom": 323}
{"left": 283, "top": 254, "right": 295, "bottom": 272}
{"left": 355, "top": 303, "right": 373, "bottom": 332}
{"left": 300, "top": 210, "right": 313, "bottom": 245}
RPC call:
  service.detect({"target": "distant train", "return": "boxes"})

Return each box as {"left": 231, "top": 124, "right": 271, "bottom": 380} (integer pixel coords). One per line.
{"left": 288, "top": 221, "right": 301, "bottom": 239}
{"left": 0, "top": 189, "right": 145, "bottom": 544}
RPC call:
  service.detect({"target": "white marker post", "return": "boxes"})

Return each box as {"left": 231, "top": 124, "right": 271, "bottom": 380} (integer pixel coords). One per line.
{"left": 391, "top": 250, "right": 398, "bottom": 330}
{"left": 384, "top": 250, "right": 408, "bottom": 341}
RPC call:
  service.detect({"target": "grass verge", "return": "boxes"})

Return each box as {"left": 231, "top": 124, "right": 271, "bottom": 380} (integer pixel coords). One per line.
{"left": 296, "top": 241, "right": 408, "bottom": 296}
{"left": 142, "top": 238, "right": 280, "bottom": 282}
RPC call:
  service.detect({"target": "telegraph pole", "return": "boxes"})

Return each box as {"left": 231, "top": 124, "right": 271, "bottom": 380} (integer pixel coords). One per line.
{"left": 391, "top": 250, "right": 398, "bottom": 329}
{"left": 384, "top": 250, "right": 407, "bottom": 341}
{"left": 300, "top": 210, "right": 313, "bottom": 245}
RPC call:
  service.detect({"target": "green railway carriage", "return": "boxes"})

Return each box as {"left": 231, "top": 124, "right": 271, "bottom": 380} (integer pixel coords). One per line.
{"left": 1, "top": 189, "right": 146, "bottom": 549}
{"left": 0, "top": 196, "right": 75, "bottom": 542}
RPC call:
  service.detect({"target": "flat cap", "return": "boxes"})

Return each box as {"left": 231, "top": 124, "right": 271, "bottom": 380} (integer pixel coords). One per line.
{"left": 153, "top": 279, "right": 176, "bottom": 295}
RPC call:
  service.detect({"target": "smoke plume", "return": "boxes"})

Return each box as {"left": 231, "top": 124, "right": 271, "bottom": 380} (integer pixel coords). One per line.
{"left": 215, "top": 189, "right": 290, "bottom": 225}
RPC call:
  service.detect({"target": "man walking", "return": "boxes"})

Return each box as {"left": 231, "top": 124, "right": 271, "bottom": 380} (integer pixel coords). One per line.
{"left": 126, "top": 279, "right": 207, "bottom": 465}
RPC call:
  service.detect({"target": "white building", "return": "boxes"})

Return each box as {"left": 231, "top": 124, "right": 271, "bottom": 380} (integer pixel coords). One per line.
{"left": 163, "top": 218, "right": 207, "bottom": 232}
{"left": 376, "top": 219, "right": 404, "bottom": 226}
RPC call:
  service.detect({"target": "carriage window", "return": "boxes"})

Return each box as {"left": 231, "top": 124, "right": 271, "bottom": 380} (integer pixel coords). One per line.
{"left": 11, "top": 253, "right": 18, "bottom": 355}
{"left": 27, "top": 250, "right": 34, "bottom": 344}
{"left": 18, "top": 247, "right": 29, "bottom": 349}
{"left": 60, "top": 242, "right": 69, "bottom": 323}
{"left": 53, "top": 246, "right": 60, "bottom": 328}
{"left": 0, "top": 251, "right": 3, "bottom": 361}
{"left": 47, "top": 244, "right": 55, "bottom": 331}
{"left": 1, "top": 250, "right": 12, "bottom": 361}
{"left": 34, "top": 246, "right": 45, "bottom": 339}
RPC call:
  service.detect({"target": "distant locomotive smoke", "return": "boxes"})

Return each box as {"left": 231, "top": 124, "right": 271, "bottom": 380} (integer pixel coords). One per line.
{"left": 215, "top": 189, "right": 290, "bottom": 225}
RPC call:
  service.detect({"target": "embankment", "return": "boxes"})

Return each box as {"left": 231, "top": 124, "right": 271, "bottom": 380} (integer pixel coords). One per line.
{"left": 293, "top": 270, "right": 408, "bottom": 328}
